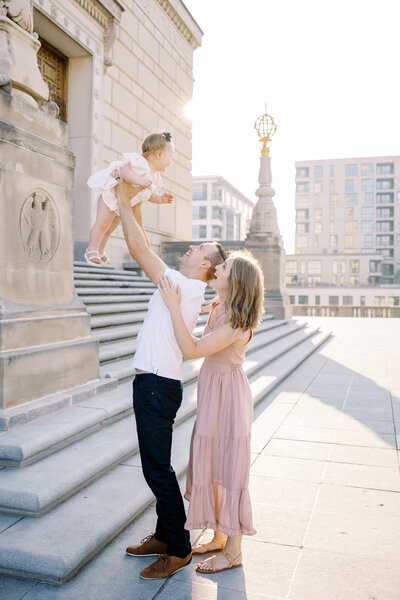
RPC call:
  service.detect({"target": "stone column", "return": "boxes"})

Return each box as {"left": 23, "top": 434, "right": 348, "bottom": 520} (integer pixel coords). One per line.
{"left": 245, "top": 151, "right": 292, "bottom": 319}
{"left": 0, "top": 6, "right": 99, "bottom": 414}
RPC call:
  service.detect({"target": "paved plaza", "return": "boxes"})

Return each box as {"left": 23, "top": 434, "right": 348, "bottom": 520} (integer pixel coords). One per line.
{"left": 1, "top": 317, "right": 399, "bottom": 600}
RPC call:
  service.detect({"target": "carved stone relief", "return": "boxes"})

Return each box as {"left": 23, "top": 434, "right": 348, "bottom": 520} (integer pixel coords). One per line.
{"left": 20, "top": 189, "right": 60, "bottom": 262}
{"left": 0, "top": 0, "right": 34, "bottom": 34}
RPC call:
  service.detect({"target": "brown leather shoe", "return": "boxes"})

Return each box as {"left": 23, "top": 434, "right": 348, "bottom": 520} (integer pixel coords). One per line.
{"left": 126, "top": 534, "right": 167, "bottom": 557}
{"left": 140, "top": 552, "right": 192, "bottom": 579}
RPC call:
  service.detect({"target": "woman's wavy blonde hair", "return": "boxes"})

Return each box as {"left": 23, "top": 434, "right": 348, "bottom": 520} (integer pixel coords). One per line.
{"left": 225, "top": 249, "right": 265, "bottom": 331}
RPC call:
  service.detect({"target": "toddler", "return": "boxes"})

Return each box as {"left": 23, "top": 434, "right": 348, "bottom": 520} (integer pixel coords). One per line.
{"left": 85, "top": 132, "right": 174, "bottom": 266}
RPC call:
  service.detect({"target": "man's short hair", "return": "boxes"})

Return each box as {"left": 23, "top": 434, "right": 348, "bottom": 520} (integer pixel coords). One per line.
{"left": 205, "top": 242, "right": 227, "bottom": 280}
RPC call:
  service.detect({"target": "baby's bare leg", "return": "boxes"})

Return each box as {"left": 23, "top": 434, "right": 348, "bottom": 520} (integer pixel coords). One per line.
{"left": 99, "top": 215, "right": 121, "bottom": 254}
{"left": 89, "top": 195, "right": 117, "bottom": 250}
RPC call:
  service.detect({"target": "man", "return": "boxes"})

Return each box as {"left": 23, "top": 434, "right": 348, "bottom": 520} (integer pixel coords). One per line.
{"left": 116, "top": 180, "right": 226, "bottom": 580}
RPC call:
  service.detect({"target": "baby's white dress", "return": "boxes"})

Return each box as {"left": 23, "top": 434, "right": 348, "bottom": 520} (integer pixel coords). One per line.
{"left": 87, "top": 152, "right": 163, "bottom": 216}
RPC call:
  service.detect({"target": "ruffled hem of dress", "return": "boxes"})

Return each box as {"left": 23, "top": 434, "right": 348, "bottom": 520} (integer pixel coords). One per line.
{"left": 184, "top": 519, "right": 256, "bottom": 537}
{"left": 184, "top": 483, "right": 256, "bottom": 537}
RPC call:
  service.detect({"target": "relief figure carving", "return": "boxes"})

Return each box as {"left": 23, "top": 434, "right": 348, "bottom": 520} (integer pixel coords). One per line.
{"left": 20, "top": 190, "right": 60, "bottom": 262}
{"left": 0, "top": 0, "right": 34, "bottom": 34}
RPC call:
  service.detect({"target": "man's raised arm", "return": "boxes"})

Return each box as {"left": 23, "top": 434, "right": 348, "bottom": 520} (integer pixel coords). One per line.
{"left": 116, "top": 180, "right": 167, "bottom": 285}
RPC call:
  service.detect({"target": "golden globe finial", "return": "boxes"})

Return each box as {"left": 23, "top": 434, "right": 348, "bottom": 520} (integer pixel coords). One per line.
{"left": 254, "top": 105, "right": 278, "bottom": 156}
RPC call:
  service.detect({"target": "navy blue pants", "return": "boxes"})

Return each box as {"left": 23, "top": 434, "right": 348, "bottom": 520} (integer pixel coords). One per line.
{"left": 133, "top": 373, "right": 191, "bottom": 558}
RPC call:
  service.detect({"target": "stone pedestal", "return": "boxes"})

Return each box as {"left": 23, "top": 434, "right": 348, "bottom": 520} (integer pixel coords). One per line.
{"left": 245, "top": 154, "right": 291, "bottom": 319}
{"left": 0, "top": 81, "right": 99, "bottom": 411}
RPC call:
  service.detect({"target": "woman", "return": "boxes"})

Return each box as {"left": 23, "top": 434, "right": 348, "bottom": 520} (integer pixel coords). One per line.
{"left": 158, "top": 249, "right": 264, "bottom": 574}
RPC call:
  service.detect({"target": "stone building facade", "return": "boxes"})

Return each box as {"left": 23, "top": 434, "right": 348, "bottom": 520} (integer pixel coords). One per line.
{"left": 31, "top": 0, "right": 202, "bottom": 264}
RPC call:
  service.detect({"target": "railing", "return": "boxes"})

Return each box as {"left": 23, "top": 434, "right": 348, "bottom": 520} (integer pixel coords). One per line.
{"left": 291, "top": 305, "right": 400, "bottom": 318}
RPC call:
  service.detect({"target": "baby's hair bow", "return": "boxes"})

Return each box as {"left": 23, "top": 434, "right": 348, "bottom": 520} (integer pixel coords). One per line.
{"left": 162, "top": 132, "right": 172, "bottom": 142}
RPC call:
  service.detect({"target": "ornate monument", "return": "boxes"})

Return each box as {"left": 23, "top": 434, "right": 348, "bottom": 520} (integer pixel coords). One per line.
{"left": 245, "top": 107, "right": 291, "bottom": 319}
{"left": 0, "top": 2, "right": 100, "bottom": 422}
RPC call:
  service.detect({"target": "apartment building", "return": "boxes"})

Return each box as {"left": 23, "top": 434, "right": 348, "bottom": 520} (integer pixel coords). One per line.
{"left": 294, "top": 156, "right": 400, "bottom": 284}
{"left": 192, "top": 176, "right": 254, "bottom": 241}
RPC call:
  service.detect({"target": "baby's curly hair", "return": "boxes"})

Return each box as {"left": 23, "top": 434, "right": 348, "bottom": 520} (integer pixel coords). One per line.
{"left": 142, "top": 132, "right": 172, "bottom": 157}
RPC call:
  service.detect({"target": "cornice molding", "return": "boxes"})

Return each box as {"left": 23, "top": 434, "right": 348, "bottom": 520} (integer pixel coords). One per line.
{"left": 155, "top": 0, "right": 202, "bottom": 49}
{"left": 73, "top": 0, "right": 124, "bottom": 28}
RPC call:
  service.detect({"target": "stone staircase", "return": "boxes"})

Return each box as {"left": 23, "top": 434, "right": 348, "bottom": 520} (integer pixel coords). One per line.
{"left": 0, "top": 262, "right": 331, "bottom": 584}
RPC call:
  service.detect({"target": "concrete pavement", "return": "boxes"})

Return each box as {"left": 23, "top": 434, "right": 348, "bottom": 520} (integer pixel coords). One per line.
{"left": 1, "top": 317, "right": 399, "bottom": 600}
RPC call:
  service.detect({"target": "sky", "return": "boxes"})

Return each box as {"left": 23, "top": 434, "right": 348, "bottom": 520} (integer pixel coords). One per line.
{"left": 182, "top": 0, "right": 400, "bottom": 253}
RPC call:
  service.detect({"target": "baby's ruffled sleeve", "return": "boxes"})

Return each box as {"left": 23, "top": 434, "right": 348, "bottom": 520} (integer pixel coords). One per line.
{"left": 122, "top": 152, "right": 151, "bottom": 177}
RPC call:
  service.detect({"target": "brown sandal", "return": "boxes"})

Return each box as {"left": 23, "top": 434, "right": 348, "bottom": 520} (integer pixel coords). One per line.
{"left": 196, "top": 549, "right": 242, "bottom": 574}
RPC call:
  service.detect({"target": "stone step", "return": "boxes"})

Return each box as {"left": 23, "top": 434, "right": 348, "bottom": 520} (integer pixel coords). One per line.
{"left": 0, "top": 329, "right": 330, "bottom": 583}
{"left": 100, "top": 321, "right": 317, "bottom": 382}
{"left": 79, "top": 294, "right": 154, "bottom": 304}
{"left": 98, "top": 318, "right": 298, "bottom": 366}
{"left": 75, "top": 279, "right": 156, "bottom": 289}
{"left": 74, "top": 272, "right": 159, "bottom": 283}
{"left": 87, "top": 302, "right": 150, "bottom": 316}
{"left": 0, "top": 328, "right": 325, "bottom": 516}
{"left": 92, "top": 313, "right": 275, "bottom": 347}
{"left": 0, "top": 322, "right": 310, "bottom": 471}
{"left": 90, "top": 308, "right": 212, "bottom": 330}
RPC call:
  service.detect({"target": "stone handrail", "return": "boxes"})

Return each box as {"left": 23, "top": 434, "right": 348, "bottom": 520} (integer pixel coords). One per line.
{"left": 291, "top": 305, "right": 400, "bottom": 318}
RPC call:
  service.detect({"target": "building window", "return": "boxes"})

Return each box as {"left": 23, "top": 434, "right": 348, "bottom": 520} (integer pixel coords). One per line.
{"left": 314, "top": 165, "right": 323, "bottom": 178}
{"left": 296, "top": 236, "right": 309, "bottom": 248}
{"left": 212, "top": 206, "right": 223, "bottom": 220}
{"left": 314, "top": 208, "right": 323, "bottom": 219}
{"left": 211, "top": 225, "right": 222, "bottom": 238}
{"left": 315, "top": 295, "right": 321, "bottom": 305}
{"left": 377, "top": 248, "right": 393, "bottom": 258}
{"left": 296, "top": 209, "right": 309, "bottom": 220}
{"left": 296, "top": 223, "right": 309, "bottom": 234}
{"left": 346, "top": 193, "right": 358, "bottom": 205}
{"left": 376, "top": 163, "right": 394, "bottom": 175}
{"left": 330, "top": 234, "right": 338, "bottom": 247}
{"left": 308, "top": 276, "right": 321, "bottom": 285}
{"left": 350, "top": 260, "right": 359, "bottom": 273}
{"left": 364, "top": 234, "right": 374, "bottom": 247}
{"left": 361, "top": 178, "right": 374, "bottom": 191}
{"left": 345, "top": 207, "right": 354, "bottom": 219}
{"left": 296, "top": 167, "right": 309, "bottom": 178}
{"left": 349, "top": 276, "right": 359, "bottom": 285}
{"left": 360, "top": 296, "right": 366, "bottom": 306}
{"left": 374, "top": 296, "right": 385, "bottom": 307}
{"left": 212, "top": 189, "right": 222, "bottom": 201}
{"left": 362, "top": 207, "right": 374, "bottom": 218}
{"left": 300, "top": 261, "right": 306, "bottom": 273}
{"left": 369, "top": 260, "right": 381, "bottom": 273}
{"left": 376, "top": 179, "right": 394, "bottom": 190}
{"left": 376, "top": 192, "right": 394, "bottom": 204}
{"left": 361, "top": 221, "right": 374, "bottom": 232}
{"left": 308, "top": 260, "right": 321, "bottom": 274}
{"left": 345, "top": 179, "right": 354, "bottom": 192}
{"left": 314, "top": 181, "right": 323, "bottom": 192}
{"left": 329, "top": 222, "right": 335, "bottom": 234}
{"left": 364, "top": 192, "right": 374, "bottom": 204}
{"left": 286, "top": 260, "right": 297, "bottom": 274}
{"left": 340, "top": 260, "right": 346, "bottom": 273}
{"left": 192, "top": 206, "right": 207, "bottom": 220}
{"left": 289, "top": 295, "right": 295, "bottom": 305}
{"left": 329, "top": 194, "right": 338, "bottom": 205}
{"left": 226, "top": 210, "right": 234, "bottom": 239}
{"left": 343, "top": 296, "right": 353, "bottom": 305}
{"left": 193, "top": 187, "right": 206, "bottom": 201}
{"left": 314, "top": 194, "right": 319, "bottom": 204}
{"left": 314, "top": 222, "right": 322, "bottom": 233}
{"left": 329, "top": 165, "right": 335, "bottom": 177}
{"left": 376, "top": 221, "right": 393, "bottom": 232}
{"left": 397, "top": 192, "right": 400, "bottom": 204}
{"left": 298, "top": 295, "right": 309, "bottom": 305}
{"left": 296, "top": 182, "right": 309, "bottom": 193}
{"left": 345, "top": 235, "right": 353, "bottom": 247}
{"left": 389, "top": 296, "right": 400, "bottom": 306}
{"left": 361, "top": 163, "right": 374, "bottom": 176}
{"left": 329, "top": 180, "right": 335, "bottom": 192}
{"left": 376, "top": 207, "right": 393, "bottom": 218}
{"left": 397, "top": 233, "right": 400, "bottom": 246}
{"left": 329, "top": 296, "right": 339, "bottom": 306}
{"left": 376, "top": 235, "right": 393, "bottom": 246}
{"left": 296, "top": 195, "right": 309, "bottom": 205}
{"left": 192, "top": 224, "right": 207, "bottom": 238}
{"left": 382, "top": 264, "right": 394, "bottom": 276}
{"left": 345, "top": 164, "right": 358, "bottom": 176}
{"left": 346, "top": 221, "right": 357, "bottom": 232}
{"left": 329, "top": 207, "right": 335, "bottom": 219}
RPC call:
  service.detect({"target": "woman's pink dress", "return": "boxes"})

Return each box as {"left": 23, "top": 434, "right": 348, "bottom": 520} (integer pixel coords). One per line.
{"left": 184, "top": 307, "right": 256, "bottom": 537}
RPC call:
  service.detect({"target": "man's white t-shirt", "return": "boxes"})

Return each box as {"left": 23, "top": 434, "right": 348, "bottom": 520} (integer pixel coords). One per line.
{"left": 133, "top": 268, "right": 207, "bottom": 380}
